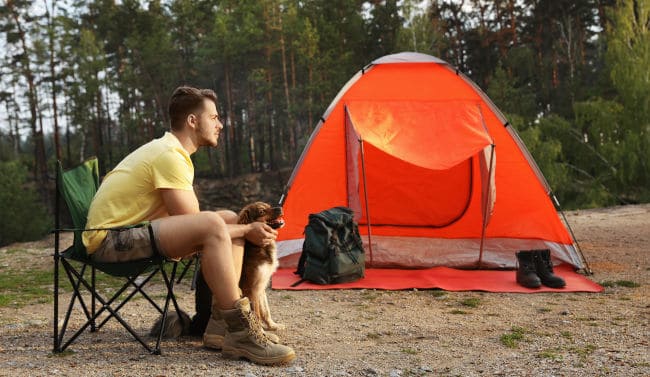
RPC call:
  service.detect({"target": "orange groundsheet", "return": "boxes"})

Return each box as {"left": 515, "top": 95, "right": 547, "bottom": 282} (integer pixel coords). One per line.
{"left": 272, "top": 264, "right": 602, "bottom": 293}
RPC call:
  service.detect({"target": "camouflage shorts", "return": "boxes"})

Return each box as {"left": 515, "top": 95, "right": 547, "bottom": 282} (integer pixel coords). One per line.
{"left": 90, "top": 221, "right": 167, "bottom": 263}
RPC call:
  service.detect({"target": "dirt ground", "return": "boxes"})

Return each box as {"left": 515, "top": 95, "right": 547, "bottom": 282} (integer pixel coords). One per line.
{"left": 0, "top": 204, "right": 648, "bottom": 377}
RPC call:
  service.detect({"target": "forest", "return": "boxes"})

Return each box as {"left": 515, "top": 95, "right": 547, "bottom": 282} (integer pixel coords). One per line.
{"left": 0, "top": 0, "right": 648, "bottom": 246}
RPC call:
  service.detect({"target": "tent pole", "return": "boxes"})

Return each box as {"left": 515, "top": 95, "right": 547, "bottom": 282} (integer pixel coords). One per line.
{"left": 552, "top": 193, "right": 593, "bottom": 275}
{"left": 359, "top": 138, "right": 373, "bottom": 267}
{"left": 478, "top": 145, "right": 495, "bottom": 269}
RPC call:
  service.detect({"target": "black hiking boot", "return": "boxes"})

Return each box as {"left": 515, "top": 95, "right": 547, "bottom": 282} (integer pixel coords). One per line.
{"left": 515, "top": 250, "right": 542, "bottom": 288}
{"left": 533, "top": 249, "right": 566, "bottom": 288}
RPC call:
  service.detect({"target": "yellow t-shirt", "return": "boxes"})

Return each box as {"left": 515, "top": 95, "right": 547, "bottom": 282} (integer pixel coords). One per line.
{"left": 83, "top": 132, "right": 194, "bottom": 253}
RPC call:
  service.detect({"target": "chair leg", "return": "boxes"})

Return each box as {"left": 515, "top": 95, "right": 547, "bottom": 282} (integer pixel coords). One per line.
{"left": 191, "top": 257, "right": 201, "bottom": 290}
{"left": 57, "top": 261, "right": 99, "bottom": 352}
{"left": 96, "top": 270, "right": 163, "bottom": 330}
{"left": 54, "top": 257, "right": 183, "bottom": 355}
{"left": 175, "top": 258, "right": 192, "bottom": 284}
{"left": 62, "top": 263, "right": 158, "bottom": 353}
{"left": 91, "top": 266, "right": 96, "bottom": 332}
{"left": 153, "top": 261, "right": 179, "bottom": 355}
{"left": 53, "top": 250, "right": 60, "bottom": 353}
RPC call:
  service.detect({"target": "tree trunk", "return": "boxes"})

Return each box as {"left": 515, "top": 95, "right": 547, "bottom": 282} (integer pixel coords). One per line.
{"left": 247, "top": 82, "right": 258, "bottom": 172}
{"left": 104, "top": 86, "right": 114, "bottom": 167}
{"left": 44, "top": 0, "right": 62, "bottom": 162}
{"left": 224, "top": 60, "right": 238, "bottom": 176}
{"left": 94, "top": 78, "right": 105, "bottom": 174}
{"left": 278, "top": 13, "right": 296, "bottom": 162}
{"left": 8, "top": 4, "right": 48, "bottom": 192}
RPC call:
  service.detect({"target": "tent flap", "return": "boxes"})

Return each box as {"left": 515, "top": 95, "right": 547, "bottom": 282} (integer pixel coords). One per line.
{"left": 345, "top": 100, "right": 492, "bottom": 170}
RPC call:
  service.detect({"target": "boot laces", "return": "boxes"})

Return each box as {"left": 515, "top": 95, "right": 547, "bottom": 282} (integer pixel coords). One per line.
{"left": 241, "top": 310, "right": 271, "bottom": 345}
{"left": 517, "top": 258, "right": 536, "bottom": 273}
{"left": 522, "top": 263, "right": 537, "bottom": 273}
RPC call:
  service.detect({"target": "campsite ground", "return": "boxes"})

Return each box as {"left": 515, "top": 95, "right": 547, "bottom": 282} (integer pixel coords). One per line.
{"left": 0, "top": 204, "right": 648, "bottom": 377}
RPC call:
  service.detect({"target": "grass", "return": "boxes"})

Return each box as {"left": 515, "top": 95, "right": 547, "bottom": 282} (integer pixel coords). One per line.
{"left": 460, "top": 297, "right": 481, "bottom": 308}
{"left": 599, "top": 280, "right": 640, "bottom": 288}
{"left": 0, "top": 257, "right": 170, "bottom": 308}
{"left": 449, "top": 309, "right": 469, "bottom": 315}
{"left": 0, "top": 268, "right": 53, "bottom": 307}
{"left": 569, "top": 344, "right": 597, "bottom": 361}
{"left": 500, "top": 326, "right": 525, "bottom": 348}
{"left": 47, "top": 349, "right": 76, "bottom": 358}
{"left": 4, "top": 248, "right": 27, "bottom": 255}
{"left": 401, "top": 347, "right": 419, "bottom": 355}
{"left": 428, "top": 290, "right": 447, "bottom": 298}
{"left": 538, "top": 348, "right": 563, "bottom": 361}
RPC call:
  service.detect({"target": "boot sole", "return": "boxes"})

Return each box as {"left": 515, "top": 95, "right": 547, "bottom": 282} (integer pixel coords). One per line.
{"left": 222, "top": 346, "right": 296, "bottom": 365}
{"left": 203, "top": 334, "right": 224, "bottom": 350}
{"left": 541, "top": 282, "right": 566, "bottom": 288}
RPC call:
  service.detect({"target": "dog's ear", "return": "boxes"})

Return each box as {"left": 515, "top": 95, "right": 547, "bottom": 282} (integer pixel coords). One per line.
{"left": 238, "top": 206, "right": 252, "bottom": 224}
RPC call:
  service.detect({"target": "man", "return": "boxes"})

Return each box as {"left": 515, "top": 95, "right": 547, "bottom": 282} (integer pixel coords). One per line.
{"left": 83, "top": 86, "right": 295, "bottom": 365}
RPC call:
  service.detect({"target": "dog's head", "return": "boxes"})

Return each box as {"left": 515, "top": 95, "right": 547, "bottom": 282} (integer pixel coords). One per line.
{"left": 238, "top": 202, "right": 285, "bottom": 229}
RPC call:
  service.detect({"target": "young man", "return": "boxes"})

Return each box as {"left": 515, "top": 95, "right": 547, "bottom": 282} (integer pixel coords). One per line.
{"left": 83, "top": 86, "right": 295, "bottom": 365}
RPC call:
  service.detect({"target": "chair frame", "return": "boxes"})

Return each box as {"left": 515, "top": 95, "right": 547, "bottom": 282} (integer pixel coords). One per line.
{"left": 53, "top": 158, "right": 184, "bottom": 355}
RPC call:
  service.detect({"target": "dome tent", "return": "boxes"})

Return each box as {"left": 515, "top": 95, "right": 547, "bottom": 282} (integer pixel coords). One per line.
{"left": 276, "top": 52, "right": 588, "bottom": 273}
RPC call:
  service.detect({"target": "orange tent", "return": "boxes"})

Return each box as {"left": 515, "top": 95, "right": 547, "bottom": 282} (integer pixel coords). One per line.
{"left": 277, "top": 52, "right": 588, "bottom": 271}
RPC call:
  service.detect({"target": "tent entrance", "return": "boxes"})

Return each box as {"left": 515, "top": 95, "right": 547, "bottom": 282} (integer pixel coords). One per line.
{"left": 354, "top": 142, "right": 474, "bottom": 228}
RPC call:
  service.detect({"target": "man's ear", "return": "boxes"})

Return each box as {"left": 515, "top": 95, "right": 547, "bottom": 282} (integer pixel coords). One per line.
{"left": 187, "top": 113, "right": 198, "bottom": 129}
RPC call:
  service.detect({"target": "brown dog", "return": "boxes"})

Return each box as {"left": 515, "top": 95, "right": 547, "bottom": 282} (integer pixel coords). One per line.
{"left": 238, "top": 202, "right": 285, "bottom": 331}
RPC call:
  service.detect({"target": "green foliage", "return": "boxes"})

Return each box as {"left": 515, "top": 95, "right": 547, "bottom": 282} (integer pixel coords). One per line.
{"left": 599, "top": 280, "right": 640, "bottom": 288}
{"left": 500, "top": 326, "right": 525, "bottom": 348}
{"left": 460, "top": 297, "right": 481, "bottom": 308}
{"left": 1, "top": 0, "right": 649, "bottom": 210}
{"left": 0, "top": 161, "right": 51, "bottom": 246}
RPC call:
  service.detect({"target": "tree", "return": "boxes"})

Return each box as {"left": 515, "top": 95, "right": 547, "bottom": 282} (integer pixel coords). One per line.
{"left": 0, "top": 161, "right": 51, "bottom": 246}
{"left": 2, "top": 0, "right": 48, "bottom": 195}
{"left": 590, "top": 0, "right": 649, "bottom": 202}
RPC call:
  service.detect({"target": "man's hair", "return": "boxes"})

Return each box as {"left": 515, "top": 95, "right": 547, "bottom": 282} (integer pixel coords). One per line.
{"left": 168, "top": 86, "right": 218, "bottom": 131}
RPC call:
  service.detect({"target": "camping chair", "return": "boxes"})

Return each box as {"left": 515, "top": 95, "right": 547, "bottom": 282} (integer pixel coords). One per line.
{"left": 53, "top": 157, "right": 184, "bottom": 355}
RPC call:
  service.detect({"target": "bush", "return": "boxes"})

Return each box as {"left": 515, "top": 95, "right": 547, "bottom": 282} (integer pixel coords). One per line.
{"left": 0, "top": 161, "right": 51, "bottom": 246}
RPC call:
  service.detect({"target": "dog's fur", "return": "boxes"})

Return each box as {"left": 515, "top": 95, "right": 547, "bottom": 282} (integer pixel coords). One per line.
{"left": 238, "top": 201, "right": 285, "bottom": 331}
{"left": 149, "top": 309, "right": 191, "bottom": 339}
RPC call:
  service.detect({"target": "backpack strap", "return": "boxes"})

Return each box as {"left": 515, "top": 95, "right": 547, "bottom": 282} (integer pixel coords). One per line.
{"left": 294, "top": 241, "right": 308, "bottom": 276}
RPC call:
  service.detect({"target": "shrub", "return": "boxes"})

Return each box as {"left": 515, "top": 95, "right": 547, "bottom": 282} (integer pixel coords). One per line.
{"left": 0, "top": 161, "right": 51, "bottom": 246}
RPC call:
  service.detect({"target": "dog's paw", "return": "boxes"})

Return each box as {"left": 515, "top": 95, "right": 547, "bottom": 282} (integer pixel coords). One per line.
{"left": 266, "top": 322, "right": 286, "bottom": 331}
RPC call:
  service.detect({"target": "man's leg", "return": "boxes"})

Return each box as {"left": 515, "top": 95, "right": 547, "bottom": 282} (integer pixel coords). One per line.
{"left": 217, "top": 210, "right": 245, "bottom": 279}
{"left": 192, "top": 210, "right": 242, "bottom": 336}
{"left": 203, "top": 210, "right": 279, "bottom": 346}
{"left": 155, "top": 211, "right": 239, "bottom": 308}
{"left": 155, "top": 211, "right": 295, "bottom": 364}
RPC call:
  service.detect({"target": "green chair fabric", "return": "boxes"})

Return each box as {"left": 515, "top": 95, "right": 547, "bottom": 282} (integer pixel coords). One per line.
{"left": 53, "top": 157, "right": 184, "bottom": 354}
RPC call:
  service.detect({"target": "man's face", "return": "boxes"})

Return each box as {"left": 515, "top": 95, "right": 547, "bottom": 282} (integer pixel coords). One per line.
{"left": 195, "top": 99, "right": 223, "bottom": 147}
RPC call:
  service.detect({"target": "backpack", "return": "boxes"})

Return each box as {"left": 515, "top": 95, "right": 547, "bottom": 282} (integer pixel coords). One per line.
{"left": 294, "top": 206, "right": 365, "bottom": 285}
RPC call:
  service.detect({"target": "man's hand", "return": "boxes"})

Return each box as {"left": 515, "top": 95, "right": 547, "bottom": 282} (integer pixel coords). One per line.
{"left": 245, "top": 222, "right": 278, "bottom": 247}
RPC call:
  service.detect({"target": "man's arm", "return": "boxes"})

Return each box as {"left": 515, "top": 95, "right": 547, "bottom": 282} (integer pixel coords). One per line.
{"left": 160, "top": 188, "right": 200, "bottom": 215}
{"left": 159, "top": 188, "right": 275, "bottom": 244}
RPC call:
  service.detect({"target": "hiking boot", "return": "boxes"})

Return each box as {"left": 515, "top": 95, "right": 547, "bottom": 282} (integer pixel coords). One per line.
{"left": 204, "top": 297, "right": 280, "bottom": 350}
{"left": 515, "top": 251, "right": 542, "bottom": 288}
{"left": 534, "top": 249, "right": 566, "bottom": 288}
{"left": 220, "top": 297, "right": 296, "bottom": 365}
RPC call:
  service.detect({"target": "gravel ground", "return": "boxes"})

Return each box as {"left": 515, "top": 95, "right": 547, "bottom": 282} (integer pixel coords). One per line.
{"left": 0, "top": 204, "right": 648, "bottom": 377}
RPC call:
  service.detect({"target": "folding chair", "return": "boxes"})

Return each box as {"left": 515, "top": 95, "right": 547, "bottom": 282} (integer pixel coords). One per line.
{"left": 53, "top": 157, "right": 184, "bottom": 355}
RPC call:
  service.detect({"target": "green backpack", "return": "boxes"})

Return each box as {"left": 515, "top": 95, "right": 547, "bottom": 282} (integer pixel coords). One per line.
{"left": 294, "top": 206, "right": 365, "bottom": 285}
